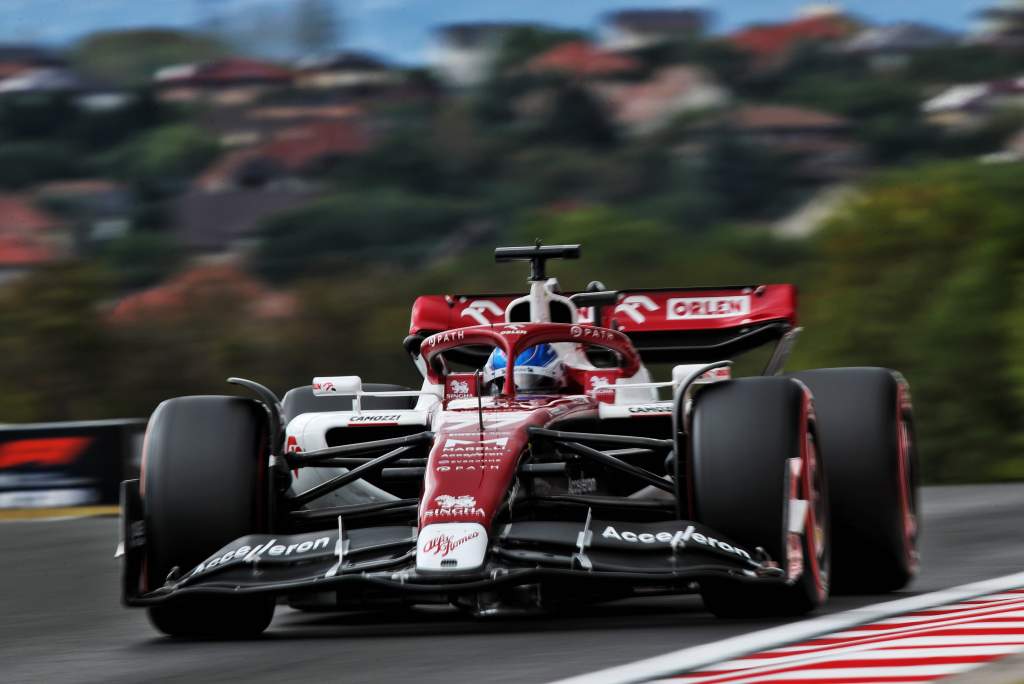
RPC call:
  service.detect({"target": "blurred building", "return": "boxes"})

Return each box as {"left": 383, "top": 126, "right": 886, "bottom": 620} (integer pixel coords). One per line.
{"left": 923, "top": 78, "right": 1024, "bottom": 129}
{"left": 110, "top": 261, "right": 297, "bottom": 322}
{"left": 729, "top": 8, "right": 857, "bottom": 68}
{"left": 0, "top": 194, "right": 69, "bottom": 284}
{"left": 972, "top": 0, "right": 1024, "bottom": 47}
{"left": 195, "top": 119, "right": 371, "bottom": 193}
{"left": 0, "top": 66, "right": 131, "bottom": 112}
{"left": 33, "top": 179, "right": 132, "bottom": 246}
{"left": 431, "top": 22, "right": 538, "bottom": 87}
{"left": 0, "top": 44, "right": 64, "bottom": 80}
{"left": 295, "top": 51, "right": 403, "bottom": 92}
{"left": 525, "top": 41, "right": 641, "bottom": 78}
{"left": 173, "top": 189, "right": 318, "bottom": 254}
{"left": 154, "top": 58, "right": 294, "bottom": 106}
{"left": 842, "top": 23, "right": 957, "bottom": 71}
{"left": 692, "top": 105, "right": 864, "bottom": 180}
{"left": 592, "top": 65, "right": 730, "bottom": 134}
{"left": 198, "top": 103, "right": 363, "bottom": 148}
{"left": 601, "top": 9, "right": 711, "bottom": 51}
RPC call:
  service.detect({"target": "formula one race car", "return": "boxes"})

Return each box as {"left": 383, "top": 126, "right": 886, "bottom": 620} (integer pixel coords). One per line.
{"left": 118, "top": 244, "right": 919, "bottom": 637}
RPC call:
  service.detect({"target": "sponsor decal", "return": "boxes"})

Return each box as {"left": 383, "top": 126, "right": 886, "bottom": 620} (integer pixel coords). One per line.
{"left": 570, "top": 325, "right": 616, "bottom": 342}
{"left": 348, "top": 414, "right": 402, "bottom": 425}
{"left": 700, "top": 367, "right": 731, "bottom": 381}
{"left": 435, "top": 457, "right": 502, "bottom": 473}
{"left": 589, "top": 376, "right": 612, "bottom": 389}
{"left": 449, "top": 379, "right": 471, "bottom": 398}
{"left": 285, "top": 435, "right": 302, "bottom": 453}
{"left": 0, "top": 437, "right": 92, "bottom": 470}
{"left": 568, "top": 477, "right": 597, "bottom": 495}
{"left": 190, "top": 536, "right": 331, "bottom": 576}
{"left": 436, "top": 438, "right": 507, "bottom": 472}
{"left": 423, "top": 494, "right": 486, "bottom": 520}
{"left": 425, "top": 329, "right": 465, "bottom": 347}
{"left": 421, "top": 530, "right": 480, "bottom": 558}
{"left": 627, "top": 404, "right": 673, "bottom": 415}
{"left": 666, "top": 296, "right": 751, "bottom": 320}
{"left": 615, "top": 295, "right": 658, "bottom": 324}
{"left": 312, "top": 381, "right": 335, "bottom": 393}
{"left": 439, "top": 412, "right": 532, "bottom": 431}
{"left": 460, "top": 300, "right": 504, "bottom": 325}
{"left": 443, "top": 437, "right": 509, "bottom": 450}
{"left": 601, "top": 525, "right": 751, "bottom": 560}
{"left": 499, "top": 323, "right": 527, "bottom": 336}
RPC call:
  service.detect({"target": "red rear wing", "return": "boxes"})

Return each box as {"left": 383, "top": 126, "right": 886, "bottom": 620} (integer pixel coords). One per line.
{"left": 410, "top": 285, "right": 798, "bottom": 363}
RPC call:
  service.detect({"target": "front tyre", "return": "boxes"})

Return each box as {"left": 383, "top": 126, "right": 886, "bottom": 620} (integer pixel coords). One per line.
{"left": 142, "top": 395, "right": 275, "bottom": 638}
{"left": 689, "top": 377, "right": 830, "bottom": 618}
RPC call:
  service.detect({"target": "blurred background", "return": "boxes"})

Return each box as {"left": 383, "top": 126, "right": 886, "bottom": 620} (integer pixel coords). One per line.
{"left": 0, "top": 0, "right": 1022, "bottom": 488}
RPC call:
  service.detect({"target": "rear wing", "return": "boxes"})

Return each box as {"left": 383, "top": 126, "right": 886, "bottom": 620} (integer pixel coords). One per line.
{"left": 409, "top": 284, "right": 797, "bottom": 363}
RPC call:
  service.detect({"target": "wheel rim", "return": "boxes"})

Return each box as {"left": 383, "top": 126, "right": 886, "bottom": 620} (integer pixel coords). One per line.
{"left": 804, "top": 431, "right": 829, "bottom": 599}
{"left": 896, "top": 385, "right": 919, "bottom": 573}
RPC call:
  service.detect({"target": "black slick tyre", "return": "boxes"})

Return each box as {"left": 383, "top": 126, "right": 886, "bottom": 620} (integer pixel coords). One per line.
{"left": 142, "top": 395, "right": 275, "bottom": 638}
{"left": 690, "top": 377, "right": 830, "bottom": 618}
{"left": 789, "top": 368, "right": 918, "bottom": 593}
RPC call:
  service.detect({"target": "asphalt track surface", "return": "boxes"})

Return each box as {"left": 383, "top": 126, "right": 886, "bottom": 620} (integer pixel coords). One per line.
{"left": 0, "top": 483, "right": 1021, "bottom": 684}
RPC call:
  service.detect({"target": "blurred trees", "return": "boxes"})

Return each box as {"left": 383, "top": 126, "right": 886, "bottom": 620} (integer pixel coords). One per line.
{"left": 100, "top": 124, "right": 219, "bottom": 197}
{"left": 253, "top": 189, "right": 475, "bottom": 280}
{"left": 72, "top": 29, "right": 228, "bottom": 87}
{"left": 3, "top": 160, "right": 1024, "bottom": 484}
{"left": 0, "top": 141, "right": 84, "bottom": 189}
{"left": 794, "top": 161, "right": 1024, "bottom": 483}
{"left": 292, "top": 0, "right": 342, "bottom": 55}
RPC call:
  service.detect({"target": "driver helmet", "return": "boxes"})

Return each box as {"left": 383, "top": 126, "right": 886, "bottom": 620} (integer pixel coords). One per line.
{"left": 482, "top": 344, "right": 566, "bottom": 393}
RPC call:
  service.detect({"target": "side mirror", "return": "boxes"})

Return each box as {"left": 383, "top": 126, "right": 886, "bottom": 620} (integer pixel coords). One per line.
{"left": 312, "top": 376, "right": 362, "bottom": 396}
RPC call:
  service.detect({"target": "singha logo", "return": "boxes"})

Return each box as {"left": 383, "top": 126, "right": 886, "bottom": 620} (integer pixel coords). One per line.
{"left": 425, "top": 494, "right": 486, "bottom": 520}
{"left": 450, "top": 380, "right": 470, "bottom": 397}
{"left": 435, "top": 494, "right": 476, "bottom": 509}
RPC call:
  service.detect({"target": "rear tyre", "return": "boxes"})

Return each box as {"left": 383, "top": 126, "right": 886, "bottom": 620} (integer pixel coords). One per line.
{"left": 690, "top": 377, "right": 830, "bottom": 618}
{"left": 143, "top": 396, "right": 275, "bottom": 638}
{"left": 789, "top": 368, "right": 918, "bottom": 593}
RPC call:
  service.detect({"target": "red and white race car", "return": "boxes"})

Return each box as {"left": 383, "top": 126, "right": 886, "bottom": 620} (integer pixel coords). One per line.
{"left": 119, "top": 244, "right": 919, "bottom": 637}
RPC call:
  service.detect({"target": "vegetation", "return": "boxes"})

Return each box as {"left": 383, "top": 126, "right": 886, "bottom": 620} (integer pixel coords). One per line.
{"left": 2, "top": 25, "right": 1024, "bottom": 485}
{"left": 72, "top": 29, "right": 228, "bottom": 87}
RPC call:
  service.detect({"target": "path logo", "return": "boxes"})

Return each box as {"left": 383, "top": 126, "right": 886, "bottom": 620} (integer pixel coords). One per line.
{"left": 0, "top": 436, "right": 92, "bottom": 470}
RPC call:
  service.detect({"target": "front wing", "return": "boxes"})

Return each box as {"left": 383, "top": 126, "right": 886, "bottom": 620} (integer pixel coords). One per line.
{"left": 121, "top": 483, "right": 786, "bottom": 606}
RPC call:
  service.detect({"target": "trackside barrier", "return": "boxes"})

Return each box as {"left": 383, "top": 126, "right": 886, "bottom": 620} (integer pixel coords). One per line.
{"left": 0, "top": 419, "right": 146, "bottom": 511}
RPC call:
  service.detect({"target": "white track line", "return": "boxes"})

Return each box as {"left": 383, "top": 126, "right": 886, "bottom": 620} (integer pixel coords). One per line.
{"left": 548, "top": 571, "right": 1024, "bottom": 684}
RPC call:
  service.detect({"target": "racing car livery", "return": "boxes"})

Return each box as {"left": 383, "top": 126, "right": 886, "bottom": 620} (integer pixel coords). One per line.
{"left": 118, "top": 244, "right": 919, "bottom": 637}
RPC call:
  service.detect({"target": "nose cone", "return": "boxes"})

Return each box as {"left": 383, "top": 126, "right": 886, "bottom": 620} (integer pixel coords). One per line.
{"left": 416, "top": 523, "right": 488, "bottom": 572}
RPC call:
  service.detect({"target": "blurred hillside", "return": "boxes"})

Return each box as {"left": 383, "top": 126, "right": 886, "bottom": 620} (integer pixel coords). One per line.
{"left": 2, "top": 2, "right": 1024, "bottom": 482}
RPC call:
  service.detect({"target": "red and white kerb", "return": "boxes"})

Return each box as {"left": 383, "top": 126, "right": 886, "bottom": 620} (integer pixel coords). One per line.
{"left": 650, "top": 589, "right": 1024, "bottom": 683}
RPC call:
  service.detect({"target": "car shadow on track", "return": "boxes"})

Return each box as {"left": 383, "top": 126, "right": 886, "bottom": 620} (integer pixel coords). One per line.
{"left": 256, "top": 594, "right": 792, "bottom": 641}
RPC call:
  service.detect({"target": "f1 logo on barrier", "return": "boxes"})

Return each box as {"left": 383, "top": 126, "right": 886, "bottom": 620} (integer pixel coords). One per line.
{"left": 0, "top": 437, "right": 92, "bottom": 469}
